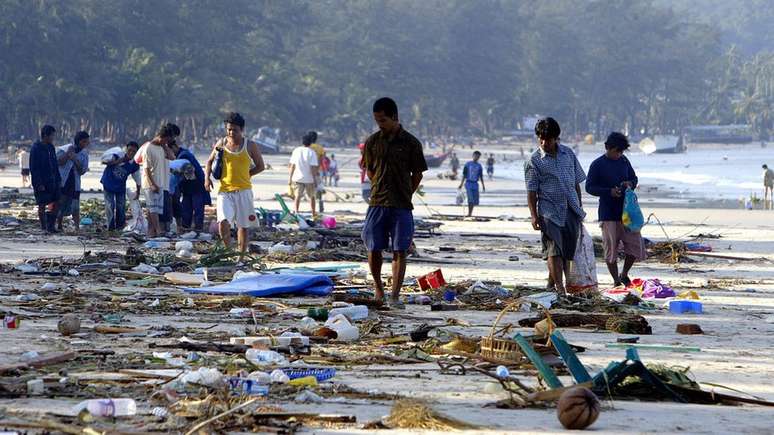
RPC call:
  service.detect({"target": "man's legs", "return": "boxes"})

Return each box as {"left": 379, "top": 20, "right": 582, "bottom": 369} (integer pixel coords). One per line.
{"left": 219, "top": 220, "right": 231, "bottom": 247}
{"left": 104, "top": 192, "right": 116, "bottom": 231}
{"left": 620, "top": 254, "right": 636, "bottom": 284}
{"left": 237, "top": 227, "right": 248, "bottom": 254}
{"left": 181, "top": 194, "right": 193, "bottom": 230}
{"left": 547, "top": 256, "right": 566, "bottom": 294}
{"left": 390, "top": 250, "right": 407, "bottom": 301}
{"left": 71, "top": 199, "right": 80, "bottom": 231}
{"left": 606, "top": 261, "right": 621, "bottom": 286}
{"left": 294, "top": 189, "right": 302, "bottom": 214}
{"left": 193, "top": 193, "right": 205, "bottom": 231}
{"left": 38, "top": 204, "right": 47, "bottom": 231}
{"left": 115, "top": 191, "right": 127, "bottom": 230}
{"left": 310, "top": 194, "right": 316, "bottom": 218}
{"left": 317, "top": 190, "right": 324, "bottom": 214}
{"left": 368, "top": 250, "right": 385, "bottom": 300}
{"left": 467, "top": 204, "right": 474, "bottom": 217}
{"left": 147, "top": 213, "right": 160, "bottom": 237}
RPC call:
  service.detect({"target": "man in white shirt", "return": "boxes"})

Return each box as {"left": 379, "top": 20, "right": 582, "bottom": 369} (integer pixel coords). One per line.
{"left": 288, "top": 133, "right": 320, "bottom": 217}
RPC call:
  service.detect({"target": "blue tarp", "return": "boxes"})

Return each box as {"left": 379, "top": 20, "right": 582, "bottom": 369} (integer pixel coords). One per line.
{"left": 184, "top": 273, "right": 333, "bottom": 297}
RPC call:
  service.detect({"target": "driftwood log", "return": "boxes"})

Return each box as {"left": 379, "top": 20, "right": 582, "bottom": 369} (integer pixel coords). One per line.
{"left": 519, "top": 312, "right": 652, "bottom": 335}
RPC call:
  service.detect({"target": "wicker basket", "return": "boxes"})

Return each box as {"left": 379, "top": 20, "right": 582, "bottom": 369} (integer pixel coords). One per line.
{"left": 480, "top": 301, "right": 524, "bottom": 362}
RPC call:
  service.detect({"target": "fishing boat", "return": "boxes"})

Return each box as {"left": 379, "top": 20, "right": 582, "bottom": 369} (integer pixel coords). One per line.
{"left": 424, "top": 151, "right": 450, "bottom": 168}
{"left": 638, "top": 135, "right": 685, "bottom": 154}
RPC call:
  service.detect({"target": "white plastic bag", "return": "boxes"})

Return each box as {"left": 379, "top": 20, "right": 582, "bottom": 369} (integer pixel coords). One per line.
{"left": 566, "top": 223, "right": 598, "bottom": 294}
{"left": 101, "top": 146, "right": 125, "bottom": 164}
{"left": 124, "top": 199, "right": 147, "bottom": 234}
{"left": 455, "top": 189, "right": 466, "bottom": 206}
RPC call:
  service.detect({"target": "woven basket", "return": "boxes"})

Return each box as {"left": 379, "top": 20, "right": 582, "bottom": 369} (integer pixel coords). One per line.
{"left": 480, "top": 301, "right": 524, "bottom": 362}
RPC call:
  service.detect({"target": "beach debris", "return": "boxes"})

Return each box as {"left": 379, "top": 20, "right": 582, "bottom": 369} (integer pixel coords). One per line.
{"left": 57, "top": 314, "right": 81, "bottom": 336}
{"left": 669, "top": 300, "right": 703, "bottom": 314}
{"left": 557, "top": 387, "right": 600, "bottom": 430}
{"left": 676, "top": 323, "right": 704, "bottom": 334}
{"left": 382, "top": 399, "right": 480, "bottom": 430}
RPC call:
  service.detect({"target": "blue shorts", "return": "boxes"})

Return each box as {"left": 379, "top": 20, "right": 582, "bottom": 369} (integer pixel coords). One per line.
{"left": 362, "top": 206, "right": 414, "bottom": 252}
{"left": 465, "top": 182, "right": 479, "bottom": 206}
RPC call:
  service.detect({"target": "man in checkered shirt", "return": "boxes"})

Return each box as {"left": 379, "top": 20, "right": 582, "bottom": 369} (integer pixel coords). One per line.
{"left": 525, "top": 117, "right": 586, "bottom": 295}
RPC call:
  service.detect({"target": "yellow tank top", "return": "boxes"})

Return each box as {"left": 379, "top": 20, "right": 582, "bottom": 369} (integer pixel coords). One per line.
{"left": 219, "top": 139, "right": 252, "bottom": 193}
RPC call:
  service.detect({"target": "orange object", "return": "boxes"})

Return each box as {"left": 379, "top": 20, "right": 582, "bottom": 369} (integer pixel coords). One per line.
{"left": 417, "top": 269, "right": 446, "bottom": 290}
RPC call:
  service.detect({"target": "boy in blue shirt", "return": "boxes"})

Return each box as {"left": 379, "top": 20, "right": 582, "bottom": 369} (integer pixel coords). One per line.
{"left": 458, "top": 151, "right": 486, "bottom": 217}
{"left": 585, "top": 132, "right": 646, "bottom": 287}
{"left": 169, "top": 138, "right": 211, "bottom": 232}
{"left": 101, "top": 141, "right": 141, "bottom": 231}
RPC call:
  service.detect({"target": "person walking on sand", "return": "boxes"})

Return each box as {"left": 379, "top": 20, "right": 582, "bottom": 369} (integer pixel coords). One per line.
{"left": 362, "top": 97, "right": 428, "bottom": 308}
{"left": 17, "top": 146, "right": 30, "bottom": 188}
{"left": 29, "top": 125, "right": 61, "bottom": 233}
{"left": 205, "top": 112, "right": 265, "bottom": 255}
{"left": 289, "top": 133, "right": 320, "bottom": 217}
{"left": 56, "top": 131, "right": 90, "bottom": 233}
{"left": 328, "top": 153, "right": 339, "bottom": 186}
{"left": 486, "top": 153, "right": 495, "bottom": 180}
{"left": 307, "top": 131, "right": 326, "bottom": 213}
{"left": 525, "top": 117, "right": 586, "bottom": 295}
{"left": 169, "top": 133, "right": 211, "bottom": 233}
{"left": 138, "top": 125, "right": 176, "bottom": 238}
{"left": 458, "top": 151, "right": 485, "bottom": 217}
{"left": 763, "top": 164, "right": 774, "bottom": 207}
{"left": 586, "top": 132, "right": 646, "bottom": 287}
{"left": 450, "top": 152, "right": 460, "bottom": 177}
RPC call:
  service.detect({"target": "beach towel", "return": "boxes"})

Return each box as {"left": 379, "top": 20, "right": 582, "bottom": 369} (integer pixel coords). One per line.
{"left": 184, "top": 273, "right": 333, "bottom": 297}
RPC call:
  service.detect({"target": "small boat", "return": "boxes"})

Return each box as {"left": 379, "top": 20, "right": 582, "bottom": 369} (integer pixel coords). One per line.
{"left": 424, "top": 152, "right": 449, "bottom": 168}
{"left": 251, "top": 126, "right": 282, "bottom": 154}
{"left": 638, "top": 135, "right": 685, "bottom": 154}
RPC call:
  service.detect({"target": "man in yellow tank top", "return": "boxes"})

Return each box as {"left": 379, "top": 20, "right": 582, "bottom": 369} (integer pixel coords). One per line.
{"left": 205, "top": 112, "right": 265, "bottom": 255}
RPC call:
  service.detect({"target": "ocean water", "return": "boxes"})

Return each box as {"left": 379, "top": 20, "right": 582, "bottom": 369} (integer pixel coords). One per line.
{"left": 498, "top": 146, "right": 770, "bottom": 201}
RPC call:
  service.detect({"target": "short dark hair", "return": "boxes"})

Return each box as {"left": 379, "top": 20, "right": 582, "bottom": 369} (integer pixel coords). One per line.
{"left": 302, "top": 133, "right": 312, "bottom": 146}
{"left": 224, "top": 112, "right": 245, "bottom": 129}
{"left": 307, "top": 131, "right": 318, "bottom": 142}
{"left": 473, "top": 151, "right": 482, "bottom": 157}
{"left": 126, "top": 141, "right": 139, "bottom": 150}
{"left": 74, "top": 131, "right": 90, "bottom": 145}
{"left": 764, "top": 164, "right": 769, "bottom": 169}
{"left": 605, "top": 132, "right": 630, "bottom": 151}
{"left": 40, "top": 125, "right": 56, "bottom": 138}
{"left": 534, "top": 117, "right": 561, "bottom": 140}
{"left": 373, "top": 97, "right": 398, "bottom": 118}
{"left": 166, "top": 123, "right": 181, "bottom": 137}
{"left": 157, "top": 124, "right": 176, "bottom": 138}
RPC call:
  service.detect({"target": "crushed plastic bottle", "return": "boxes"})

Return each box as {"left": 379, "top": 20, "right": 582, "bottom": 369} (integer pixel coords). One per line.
{"left": 247, "top": 371, "right": 272, "bottom": 384}
{"left": 328, "top": 305, "right": 369, "bottom": 321}
{"left": 245, "top": 349, "right": 288, "bottom": 367}
{"left": 73, "top": 399, "right": 137, "bottom": 417}
{"left": 179, "top": 367, "right": 224, "bottom": 387}
{"left": 270, "top": 369, "right": 290, "bottom": 383}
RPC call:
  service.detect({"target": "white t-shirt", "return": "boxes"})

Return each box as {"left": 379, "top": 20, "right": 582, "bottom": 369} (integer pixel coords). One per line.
{"left": 139, "top": 141, "right": 170, "bottom": 191}
{"left": 18, "top": 150, "right": 30, "bottom": 169}
{"left": 290, "top": 146, "right": 319, "bottom": 183}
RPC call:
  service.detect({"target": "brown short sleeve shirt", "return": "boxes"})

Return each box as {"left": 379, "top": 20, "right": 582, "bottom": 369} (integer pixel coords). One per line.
{"left": 363, "top": 126, "right": 428, "bottom": 209}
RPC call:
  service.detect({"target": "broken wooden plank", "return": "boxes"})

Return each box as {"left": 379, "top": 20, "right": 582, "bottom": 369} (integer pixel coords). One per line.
{"left": 514, "top": 333, "right": 563, "bottom": 389}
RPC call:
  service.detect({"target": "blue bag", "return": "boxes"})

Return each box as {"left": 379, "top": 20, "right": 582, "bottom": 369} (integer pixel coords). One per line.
{"left": 622, "top": 188, "right": 644, "bottom": 232}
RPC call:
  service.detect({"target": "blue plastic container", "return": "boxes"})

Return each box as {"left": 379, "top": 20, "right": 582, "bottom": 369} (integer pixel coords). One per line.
{"left": 280, "top": 367, "right": 337, "bottom": 382}
{"left": 669, "top": 300, "right": 703, "bottom": 314}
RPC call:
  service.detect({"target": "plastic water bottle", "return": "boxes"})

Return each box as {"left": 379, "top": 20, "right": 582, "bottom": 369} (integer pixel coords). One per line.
{"left": 495, "top": 366, "right": 510, "bottom": 378}
{"left": 76, "top": 399, "right": 137, "bottom": 417}
{"left": 328, "top": 305, "right": 368, "bottom": 321}
{"left": 270, "top": 369, "right": 290, "bottom": 383}
{"left": 245, "top": 349, "right": 288, "bottom": 366}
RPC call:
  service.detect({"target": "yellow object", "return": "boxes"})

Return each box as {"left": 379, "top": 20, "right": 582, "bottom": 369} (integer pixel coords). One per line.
{"left": 677, "top": 290, "right": 700, "bottom": 300}
{"left": 584, "top": 134, "right": 594, "bottom": 145}
{"left": 288, "top": 375, "right": 318, "bottom": 387}
{"left": 310, "top": 143, "right": 325, "bottom": 161}
{"left": 219, "top": 142, "right": 252, "bottom": 192}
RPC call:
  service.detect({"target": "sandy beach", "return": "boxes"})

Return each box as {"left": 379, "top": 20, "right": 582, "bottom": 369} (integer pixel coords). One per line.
{"left": 1, "top": 143, "right": 773, "bottom": 434}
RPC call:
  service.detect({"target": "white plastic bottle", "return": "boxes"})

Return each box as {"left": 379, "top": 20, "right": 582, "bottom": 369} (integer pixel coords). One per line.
{"left": 245, "top": 349, "right": 288, "bottom": 366}
{"left": 328, "top": 305, "right": 368, "bottom": 321}
{"left": 75, "top": 399, "right": 137, "bottom": 417}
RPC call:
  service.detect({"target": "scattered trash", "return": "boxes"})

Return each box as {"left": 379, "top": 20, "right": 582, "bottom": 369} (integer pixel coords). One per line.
{"left": 669, "top": 300, "right": 703, "bottom": 314}
{"left": 40, "top": 282, "right": 58, "bottom": 291}
{"left": 676, "top": 323, "right": 704, "bottom": 334}
{"left": 26, "top": 379, "right": 45, "bottom": 395}
{"left": 14, "top": 263, "right": 38, "bottom": 273}
{"left": 295, "top": 389, "right": 324, "bottom": 403}
{"left": 132, "top": 263, "right": 160, "bottom": 274}
{"left": 73, "top": 399, "right": 137, "bottom": 417}
{"left": 57, "top": 314, "right": 81, "bottom": 336}
{"left": 557, "top": 387, "right": 600, "bottom": 430}
{"left": 321, "top": 314, "right": 359, "bottom": 342}
{"left": 328, "top": 304, "right": 368, "bottom": 321}
{"left": 245, "top": 349, "right": 288, "bottom": 366}
{"left": 2, "top": 316, "right": 20, "bottom": 329}
{"left": 179, "top": 367, "right": 224, "bottom": 387}
{"left": 417, "top": 269, "right": 446, "bottom": 290}
{"left": 16, "top": 293, "right": 40, "bottom": 301}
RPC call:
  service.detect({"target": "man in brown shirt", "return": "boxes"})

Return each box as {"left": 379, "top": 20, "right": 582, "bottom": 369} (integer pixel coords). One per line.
{"left": 361, "top": 97, "right": 428, "bottom": 308}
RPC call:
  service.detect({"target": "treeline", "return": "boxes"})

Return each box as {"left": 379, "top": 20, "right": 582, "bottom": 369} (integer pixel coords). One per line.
{"left": 1, "top": 0, "right": 772, "bottom": 145}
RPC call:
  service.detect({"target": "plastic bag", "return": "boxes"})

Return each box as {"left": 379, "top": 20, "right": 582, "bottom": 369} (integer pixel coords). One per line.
{"left": 622, "top": 188, "right": 644, "bottom": 232}
{"left": 566, "top": 224, "right": 598, "bottom": 294}
{"left": 124, "top": 199, "right": 147, "bottom": 234}
{"left": 455, "top": 189, "right": 466, "bottom": 206}
{"left": 101, "top": 146, "right": 125, "bottom": 164}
